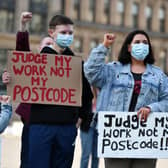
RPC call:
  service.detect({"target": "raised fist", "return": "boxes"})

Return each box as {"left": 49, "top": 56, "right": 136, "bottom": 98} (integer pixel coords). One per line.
{"left": 20, "top": 12, "right": 32, "bottom": 31}
{"left": 103, "top": 33, "right": 116, "bottom": 48}
{"left": 21, "top": 12, "right": 32, "bottom": 25}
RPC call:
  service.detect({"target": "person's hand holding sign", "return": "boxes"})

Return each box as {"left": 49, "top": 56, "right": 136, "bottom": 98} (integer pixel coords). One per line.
{"left": 0, "top": 95, "right": 11, "bottom": 105}
{"left": 137, "top": 107, "right": 151, "bottom": 122}
{"left": 2, "top": 69, "right": 11, "bottom": 84}
{"left": 103, "top": 33, "right": 116, "bottom": 48}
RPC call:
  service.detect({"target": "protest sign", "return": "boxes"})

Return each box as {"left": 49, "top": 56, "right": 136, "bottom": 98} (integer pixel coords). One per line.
{"left": 7, "top": 51, "right": 82, "bottom": 106}
{"left": 98, "top": 111, "right": 168, "bottom": 158}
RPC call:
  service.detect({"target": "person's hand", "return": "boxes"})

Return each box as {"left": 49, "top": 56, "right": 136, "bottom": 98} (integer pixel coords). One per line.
{"left": 20, "top": 12, "right": 32, "bottom": 31}
{"left": 137, "top": 107, "right": 151, "bottom": 122}
{"left": 0, "top": 95, "right": 11, "bottom": 104}
{"left": 103, "top": 33, "right": 116, "bottom": 48}
{"left": 76, "top": 118, "right": 82, "bottom": 128}
{"left": 2, "top": 71, "right": 11, "bottom": 84}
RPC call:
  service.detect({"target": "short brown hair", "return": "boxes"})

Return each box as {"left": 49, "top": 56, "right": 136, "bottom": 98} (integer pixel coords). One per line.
{"left": 49, "top": 15, "right": 74, "bottom": 29}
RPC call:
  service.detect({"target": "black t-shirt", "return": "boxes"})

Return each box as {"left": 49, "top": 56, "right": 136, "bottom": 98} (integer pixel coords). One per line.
{"left": 30, "top": 46, "right": 93, "bottom": 124}
{"left": 129, "top": 72, "right": 142, "bottom": 112}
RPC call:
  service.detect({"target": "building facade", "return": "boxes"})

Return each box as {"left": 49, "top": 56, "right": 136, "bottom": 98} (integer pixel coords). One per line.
{"left": 0, "top": 0, "right": 168, "bottom": 94}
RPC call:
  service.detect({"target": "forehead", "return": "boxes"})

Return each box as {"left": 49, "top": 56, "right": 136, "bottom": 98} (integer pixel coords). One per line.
{"left": 132, "top": 34, "right": 148, "bottom": 41}
{"left": 55, "top": 25, "right": 74, "bottom": 32}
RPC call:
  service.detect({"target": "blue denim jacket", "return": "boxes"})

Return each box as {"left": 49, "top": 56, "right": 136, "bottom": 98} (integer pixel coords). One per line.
{"left": 0, "top": 103, "right": 12, "bottom": 133}
{"left": 84, "top": 44, "right": 168, "bottom": 112}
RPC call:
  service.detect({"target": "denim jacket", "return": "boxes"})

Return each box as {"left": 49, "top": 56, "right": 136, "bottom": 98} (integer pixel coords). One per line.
{"left": 84, "top": 44, "right": 168, "bottom": 113}
{"left": 0, "top": 103, "right": 12, "bottom": 133}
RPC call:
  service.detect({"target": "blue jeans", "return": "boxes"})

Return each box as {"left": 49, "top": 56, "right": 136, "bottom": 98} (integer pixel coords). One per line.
{"left": 80, "top": 126, "right": 99, "bottom": 168}
{"left": 28, "top": 124, "right": 77, "bottom": 168}
{"left": 20, "top": 124, "right": 29, "bottom": 168}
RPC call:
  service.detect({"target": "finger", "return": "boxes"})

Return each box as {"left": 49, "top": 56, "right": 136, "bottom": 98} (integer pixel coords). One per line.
{"left": 137, "top": 110, "right": 141, "bottom": 119}
{"left": 23, "top": 14, "right": 32, "bottom": 19}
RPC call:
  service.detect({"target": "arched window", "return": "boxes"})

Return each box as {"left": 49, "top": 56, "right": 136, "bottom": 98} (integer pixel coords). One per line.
{"left": 88, "top": 0, "right": 96, "bottom": 22}
{"left": 132, "top": 2, "right": 139, "bottom": 28}
{"left": 159, "top": 50, "right": 167, "bottom": 72}
{"left": 159, "top": 7, "right": 165, "bottom": 32}
{"left": 74, "top": 37, "right": 83, "bottom": 53}
{"left": 0, "top": 0, "right": 15, "bottom": 32}
{"left": 145, "top": 6, "right": 152, "bottom": 31}
{"left": 104, "top": 0, "right": 110, "bottom": 24}
{"left": 117, "top": 0, "right": 125, "bottom": 26}
{"left": 29, "top": 0, "right": 48, "bottom": 34}
{"left": 72, "top": 0, "right": 80, "bottom": 20}
{"left": 90, "top": 39, "right": 99, "bottom": 50}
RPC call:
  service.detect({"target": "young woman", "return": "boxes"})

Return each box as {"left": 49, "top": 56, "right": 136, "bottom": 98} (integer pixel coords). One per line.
{"left": 84, "top": 30, "right": 168, "bottom": 168}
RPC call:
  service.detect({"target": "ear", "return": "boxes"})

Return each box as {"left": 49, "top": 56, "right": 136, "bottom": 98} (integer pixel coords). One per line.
{"left": 128, "top": 44, "right": 131, "bottom": 53}
{"left": 48, "top": 29, "right": 54, "bottom": 38}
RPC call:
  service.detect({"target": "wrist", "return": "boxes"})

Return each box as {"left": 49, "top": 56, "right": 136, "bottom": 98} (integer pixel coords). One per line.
{"left": 20, "top": 22, "right": 27, "bottom": 32}
{"left": 102, "top": 42, "right": 110, "bottom": 49}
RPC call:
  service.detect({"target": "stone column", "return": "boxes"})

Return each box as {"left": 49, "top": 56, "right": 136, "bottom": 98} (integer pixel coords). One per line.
{"left": 138, "top": 0, "right": 147, "bottom": 29}
{"left": 124, "top": 0, "right": 132, "bottom": 27}
{"left": 165, "top": 2, "right": 168, "bottom": 33}
{"left": 14, "top": 0, "right": 29, "bottom": 32}
{"left": 64, "top": 0, "right": 73, "bottom": 17}
{"left": 80, "top": 0, "right": 89, "bottom": 21}
{"left": 110, "top": 0, "right": 118, "bottom": 25}
{"left": 152, "top": 0, "right": 161, "bottom": 32}
{"left": 95, "top": 0, "right": 104, "bottom": 23}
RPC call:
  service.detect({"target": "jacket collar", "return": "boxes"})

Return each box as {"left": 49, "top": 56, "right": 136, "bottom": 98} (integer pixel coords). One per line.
{"left": 119, "top": 63, "right": 154, "bottom": 76}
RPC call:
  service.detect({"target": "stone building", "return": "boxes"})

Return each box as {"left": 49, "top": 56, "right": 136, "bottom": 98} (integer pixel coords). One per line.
{"left": 0, "top": 0, "right": 168, "bottom": 94}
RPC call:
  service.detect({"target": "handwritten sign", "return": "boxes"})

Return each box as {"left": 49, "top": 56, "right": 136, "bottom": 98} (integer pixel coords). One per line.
{"left": 98, "top": 111, "right": 168, "bottom": 158}
{"left": 7, "top": 51, "right": 82, "bottom": 106}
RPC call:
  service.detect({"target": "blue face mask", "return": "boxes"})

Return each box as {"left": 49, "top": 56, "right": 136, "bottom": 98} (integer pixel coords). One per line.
{"left": 131, "top": 43, "right": 149, "bottom": 61}
{"left": 55, "top": 33, "right": 73, "bottom": 48}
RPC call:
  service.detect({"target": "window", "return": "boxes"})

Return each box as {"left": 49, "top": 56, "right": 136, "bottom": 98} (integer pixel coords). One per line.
{"left": 90, "top": 39, "right": 99, "bottom": 50}
{"left": 104, "top": 0, "right": 110, "bottom": 24}
{"left": 29, "top": 0, "right": 48, "bottom": 34}
{"left": 159, "top": 50, "right": 167, "bottom": 72}
{"left": 117, "top": 0, "right": 125, "bottom": 26}
{"left": 72, "top": 0, "right": 80, "bottom": 20}
{"left": 145, "top": 6, "right": 152, "bottom": 31}
{"left": 132, "top": 2, "right": 139, "bottom": 28}
{"left": 159, "top": 7, "right": 165, "bottom": 32}
{"left": 74, "top": 37, "right": 83, "bottom": 53}
{"left": 88, "top": 0, "right": 96, "bottom": 22}
{"left": 0, "top": 0, "right": 15, "bottom": 32}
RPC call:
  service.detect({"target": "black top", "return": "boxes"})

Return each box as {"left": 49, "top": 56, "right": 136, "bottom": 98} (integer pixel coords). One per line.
{"left": 129, "top": 72, "right": 142, "bottom": 112}
{"left": 30, "top": 46, "right": 93, "bottom": 124}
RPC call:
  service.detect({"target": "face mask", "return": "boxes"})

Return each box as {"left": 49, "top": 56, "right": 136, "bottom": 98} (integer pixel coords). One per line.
{"left": 131, "top": 43, "right": 149, "bottom": 61}
{"left": 55, "top": 33, "right": 73, "bottom": 48}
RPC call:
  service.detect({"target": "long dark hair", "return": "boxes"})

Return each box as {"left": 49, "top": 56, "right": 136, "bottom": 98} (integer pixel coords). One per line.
{"left": 118, "top": 30, "right": 155, "bottom": 65}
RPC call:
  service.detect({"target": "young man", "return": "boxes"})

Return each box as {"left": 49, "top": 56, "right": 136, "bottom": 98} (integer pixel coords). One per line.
{"left": 3, "top": 12, "right": 93, "bottom": 168}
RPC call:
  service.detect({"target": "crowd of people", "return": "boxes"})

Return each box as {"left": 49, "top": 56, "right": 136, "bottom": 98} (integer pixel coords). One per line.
{"left": 0, "top": 11, "right": 168, "bottom": 168}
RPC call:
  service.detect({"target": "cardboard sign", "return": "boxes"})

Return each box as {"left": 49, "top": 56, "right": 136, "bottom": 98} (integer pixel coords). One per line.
{"left": 7, "top": 51, "right": 82, "bottom": 106}
{"left": 98, "top": 111, "right": 168, "bottom": 158}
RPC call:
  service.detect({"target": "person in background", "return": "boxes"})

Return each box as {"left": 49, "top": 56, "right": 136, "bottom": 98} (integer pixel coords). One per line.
{"left": 38, "top": 36, "right": 53, "bottom": 52}
{"left": 2, "top": 12, "right": 53, "bottom": 168}
{"left": 0, "top": 95, "right": 12, "bottom": 133}
{"left": 0, "top": 95, "right": 12, "bottom": 165}
{"left": 80, "top": 87, "right": 99, "bottom": 168}
{"left": 84, "top": 30, "right": 168, "bottom": 168}
{"left": 3, "top": 12, "right": 93, "bottom": 168}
